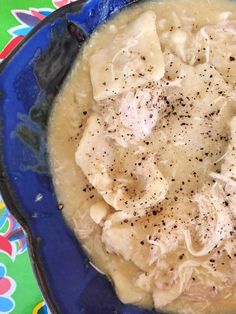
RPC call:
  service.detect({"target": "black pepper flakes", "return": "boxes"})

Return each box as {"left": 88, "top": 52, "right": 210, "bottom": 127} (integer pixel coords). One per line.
{"left": 58, "top": 203, "right": 64, "bottom": 211}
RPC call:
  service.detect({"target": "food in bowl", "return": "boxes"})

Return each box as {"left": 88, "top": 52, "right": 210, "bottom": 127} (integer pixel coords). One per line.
{"left": 48, "top": 0, "right": 236, "bottom": 313}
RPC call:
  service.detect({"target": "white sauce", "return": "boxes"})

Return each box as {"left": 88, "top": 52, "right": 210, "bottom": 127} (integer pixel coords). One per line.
{"left": 48, "top": 1, "right": 236, "bottom": 313}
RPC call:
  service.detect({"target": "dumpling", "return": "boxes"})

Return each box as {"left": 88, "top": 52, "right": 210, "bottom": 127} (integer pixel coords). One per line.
{"left": 89, "top": 11, "right": 165, "bottom": 101}
{"left": 75, "top": 113, "right": 168, "bottom": 213}
{"left": 197, "top": 21, "right": 236, "bottom": 85}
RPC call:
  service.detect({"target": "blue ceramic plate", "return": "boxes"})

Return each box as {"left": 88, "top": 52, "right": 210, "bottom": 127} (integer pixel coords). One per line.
{"left": 0, "top": 1, "right": 160, "bottom": 313}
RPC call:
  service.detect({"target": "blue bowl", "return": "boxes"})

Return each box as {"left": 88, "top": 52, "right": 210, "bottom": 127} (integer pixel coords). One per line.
{"left": 0, "top": 1, "right": 160, "bottom": 313}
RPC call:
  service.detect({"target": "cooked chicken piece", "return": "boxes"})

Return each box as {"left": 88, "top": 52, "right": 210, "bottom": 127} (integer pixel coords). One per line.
{"left": 89, "top": 11, "right": 165, "bottom": 101}
{"left": 183, "top": 183, "right": 234, "bottom": 257}
{"left": 152, "top": 260, "right": 198, "bottom": 308}
{"left": 96, "top": 81, "right": 165, "bottom": 147}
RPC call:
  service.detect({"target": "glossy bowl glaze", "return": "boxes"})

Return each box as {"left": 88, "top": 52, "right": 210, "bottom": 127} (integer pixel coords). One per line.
{"left": 0, "top": 1, "right": 160, "bottom": 313}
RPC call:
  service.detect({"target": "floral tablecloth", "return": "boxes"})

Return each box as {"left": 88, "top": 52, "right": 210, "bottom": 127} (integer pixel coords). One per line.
{"left": 0, "top": 1, "right": 76, "bottom": 313}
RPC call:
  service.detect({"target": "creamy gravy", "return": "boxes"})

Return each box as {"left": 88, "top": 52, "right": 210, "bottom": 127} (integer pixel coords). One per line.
{"left": 48, "top": 1, "right": 236, "bottom": 313}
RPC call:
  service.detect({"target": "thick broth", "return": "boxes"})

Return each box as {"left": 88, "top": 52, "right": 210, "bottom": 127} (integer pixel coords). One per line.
{"left": 48, "top": 1, "right": 236, "bottom": 313}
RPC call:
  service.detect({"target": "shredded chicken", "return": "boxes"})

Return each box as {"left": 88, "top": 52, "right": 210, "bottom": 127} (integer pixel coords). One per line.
{"left": 96, "top": 82, "right": 166, "bottom": 147}
{"left": 72, "top": 7, "right": 236, "bottom": 314}
{"left": 183, "top": 183, "right": 234, "bottom": 257}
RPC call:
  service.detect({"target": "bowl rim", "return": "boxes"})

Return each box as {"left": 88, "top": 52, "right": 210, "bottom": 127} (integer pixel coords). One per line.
{"left": 0, "top": 2, "right": 86, "bottom": 313}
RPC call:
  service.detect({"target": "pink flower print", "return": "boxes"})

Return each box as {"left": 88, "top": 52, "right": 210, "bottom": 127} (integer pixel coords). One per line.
{"left": 53, "top": 0, "right": 77, "bottom": 8}
{"left": 0, "top": 263, "right": 16, "bottom": 313}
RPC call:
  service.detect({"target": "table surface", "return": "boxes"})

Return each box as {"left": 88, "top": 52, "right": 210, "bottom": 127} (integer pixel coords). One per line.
{"left": 0, "top": 1, "right": 75, "bottom": 313}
